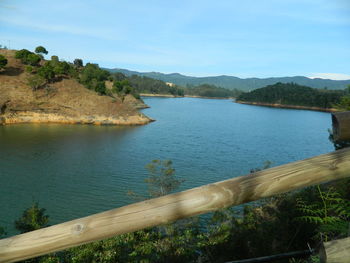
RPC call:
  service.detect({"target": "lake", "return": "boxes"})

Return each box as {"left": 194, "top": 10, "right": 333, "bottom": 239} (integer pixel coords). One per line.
{"left": 0, "top": 97, "right": 334, "bottom": 235}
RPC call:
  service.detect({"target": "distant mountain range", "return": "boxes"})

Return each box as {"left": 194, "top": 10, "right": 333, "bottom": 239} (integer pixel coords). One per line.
{"left": 106, "top": 68, "right": 350, "bottom": 92}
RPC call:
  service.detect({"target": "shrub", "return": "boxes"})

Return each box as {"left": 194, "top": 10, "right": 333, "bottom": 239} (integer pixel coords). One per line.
{"left": 15, "top": 49, "right": 41, "bottom": 66}
{"left": 15, "top": 202, "right": 49, "bottom": 233}
{"left": 27, "top": 74, "right": 46, "bottom": 90}
{"left": 25, "top": 65, "right": 34, "bottom": 73}
{"left": 37, "top": 63, "right": 55, "bottom": 81}
{"left": 0, "top": 54, "right": 7, "bottom": 69}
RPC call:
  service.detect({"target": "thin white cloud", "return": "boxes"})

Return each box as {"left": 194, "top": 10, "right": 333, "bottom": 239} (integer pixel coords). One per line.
{"left": 308, "top": 73, "right": 350, "bottom": 80}
{"left": 0, "top": 16, "right": 125, "bottom": 41}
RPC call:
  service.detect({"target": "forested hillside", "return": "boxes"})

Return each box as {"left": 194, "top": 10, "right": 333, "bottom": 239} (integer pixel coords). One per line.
{"left": 107, "top": 68, "right": 350, "bottom": 91}
{"left": 112, "top": 72, "right": 241, "bottom": 98}
{"left": 237, "top": 82, "right": 345, "bottom": 109}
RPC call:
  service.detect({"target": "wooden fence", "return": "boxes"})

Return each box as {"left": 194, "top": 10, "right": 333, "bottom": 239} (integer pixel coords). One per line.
{"left": 1, "top": 148, "right": 350, "bottom": 263}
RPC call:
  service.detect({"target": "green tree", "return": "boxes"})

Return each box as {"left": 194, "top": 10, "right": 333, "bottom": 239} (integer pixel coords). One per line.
{"left": 52, "top": 61, "right": 70, "bottom": 75}
{"left": 73, "top": 58, "right": 83, "bottom": 68}
{"left": 35, "top": 46, "right": 48, "bottom": 55}
{"left": 145, "top": 160, "right": 183, "bottom": 198}
{"left": 37, "top": 63, "right": 55, "bottom": 81}
{"left": 26, "top": 53, "right": 41, "bottom": 66}
{"left": 15, "top": 202, "right": 49, "bottom": 233}
{"left": 337, "top": 96, "right": 350, "bottom": 111}
{"left": 79, "top": 63, "right": 109, "bottom": 94}
{"left": 15, "top": 49, "right": 32, "bottom": 60}
{"left": 0, "top": 54, "right": 8, "bottom": 70}
{"left": 15, "top": 49, "right": 41, "bottom": 66}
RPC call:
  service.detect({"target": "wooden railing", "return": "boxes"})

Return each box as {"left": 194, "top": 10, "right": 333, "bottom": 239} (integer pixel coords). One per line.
{"left": 1, "top": 148, "right": 350, "bottom": 263}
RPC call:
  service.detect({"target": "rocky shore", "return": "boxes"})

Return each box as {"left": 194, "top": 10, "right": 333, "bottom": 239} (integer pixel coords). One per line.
{"left": 235, "top": 100, "right": 337, "bottom": 112}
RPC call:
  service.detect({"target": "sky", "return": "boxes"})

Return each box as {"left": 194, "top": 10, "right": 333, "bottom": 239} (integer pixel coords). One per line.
{"left": 0, "top": 0, "right": 349, "bottom": 79}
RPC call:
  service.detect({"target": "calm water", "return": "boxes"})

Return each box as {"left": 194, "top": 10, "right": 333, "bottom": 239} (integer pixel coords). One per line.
{"left": 0, "top": 97, "right": 334, "bottom": 235}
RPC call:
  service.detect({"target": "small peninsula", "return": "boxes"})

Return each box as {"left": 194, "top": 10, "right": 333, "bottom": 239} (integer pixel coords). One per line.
{"left": 236, "top": 82, "right": 346, "bottom": 112}
{"left": 0, "top": 48, "right": 152, "bottom": 125}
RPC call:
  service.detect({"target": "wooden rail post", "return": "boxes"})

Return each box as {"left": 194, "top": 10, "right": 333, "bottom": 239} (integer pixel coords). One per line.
{"left": 332, "top": 111, "right": 350, "bottom": 141}
{"left": 1, "top": 148, "right": 350, "bottom": 263}
{"left": 320, "top": 236, "right": 350, "bottom": 263}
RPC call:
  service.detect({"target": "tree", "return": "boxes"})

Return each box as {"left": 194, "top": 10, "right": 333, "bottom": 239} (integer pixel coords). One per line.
{"left": 37, "top": 63, "right": 55, "bottom": 81}
{"left": 15, "top": 49, "right": 32, "bottom": 60}
{"left": 0, "top": 54, "right": 7, "bottom": 70}
{"left": 145, "top": 160, "right": 183, "bottom": 198}
{"left": 15, "top": 202, "right": 49, "bottom": 233}
{"left": 35, "top": 46, "right": 48, "bottom": 55}
{"left": 73, "top": 58, "right": 83, "bottom": 68}
{"left": 15, "top": 49, "right": 41, "bottom": 66}
{"left": 26, "top": 53, "right": 41, "bottom": 66}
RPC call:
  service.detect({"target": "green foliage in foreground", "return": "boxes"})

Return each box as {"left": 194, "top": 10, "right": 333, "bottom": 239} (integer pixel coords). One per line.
{"left": 145, "top": 160, "right": 184, "bottom": 197}
{"left": 237, "top": 82, "right": 345, "bottom": 108}
{"left": 5, "top": 158, "right": 350, "bottom": 263}
{"left": 0, "top": 54, "right": 8, "bottom": 70}
{"left": 14, "top": 202, "right": 49, "bottom": 234}
{"left": 296, "top": 185, "right": 350, "bottom": 242}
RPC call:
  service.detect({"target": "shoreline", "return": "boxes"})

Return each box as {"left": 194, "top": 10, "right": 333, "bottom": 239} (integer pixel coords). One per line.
{"left": 0, "top": 112, "right": 154, "bottom": 126}
{"left": 235, "top": 101, "right": 338, "bottom": 112}
{"left": 140, "top": 93, "right": 234, "bottom": 100}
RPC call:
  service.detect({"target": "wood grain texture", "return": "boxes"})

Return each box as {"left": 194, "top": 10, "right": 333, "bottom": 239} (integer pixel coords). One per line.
{"left": 1, "top": 148, "right": 350, "bottom": 263}
{"left": 332, "top": 112, "right": 350, "bottom": 141}
{"left": 320, "top": 237, "right": 350, "bottom": 263}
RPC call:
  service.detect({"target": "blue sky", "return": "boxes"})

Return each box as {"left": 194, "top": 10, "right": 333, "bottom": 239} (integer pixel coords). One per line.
{"left": 0, "top": 0, "right": 349, "bottom": 79}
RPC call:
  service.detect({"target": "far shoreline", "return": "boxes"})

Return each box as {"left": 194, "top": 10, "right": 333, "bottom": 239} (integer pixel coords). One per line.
{"left": 140, "top": 93, "right": 234, "bottom": 100}
{"left": 235, "top": 100, "right": 338, "bottom": 113}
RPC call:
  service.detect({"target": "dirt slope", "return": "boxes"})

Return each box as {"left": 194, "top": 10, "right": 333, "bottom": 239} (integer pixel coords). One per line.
{"left": 0, "top": 49, "right": 152, "bottom": 125}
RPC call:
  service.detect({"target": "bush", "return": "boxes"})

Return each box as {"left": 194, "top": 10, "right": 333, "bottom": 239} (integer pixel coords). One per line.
{"left": 15, "top": 49, "right": 32, "bottom": 60}
{"left": 37, "top": 63, "right": 55, "bottom": 81}
{"left": 53, "top": 61, "right": 70, "bottom": 75}
{"left": 15, "top": 49, "right": 41, "bottom": 66}
{"left": 27, "top": 74, "right": 46, "bottom": 90}
{"left": 51, "top": 55, "right": 59, "bottom": 63}
{"left": 26, "top": 53, "right": 41, "bottom": 66}
{"left": 79, "top": 63, "right": 109, "bottom": 94}
{"left": 0, "top": 54, "right": 7, "bottom": 69}
{"left": 25, "top": 65, "right": 34, "bottom": 73}
{"left": 15, "top": 202, "right": 49, "bottom": 233}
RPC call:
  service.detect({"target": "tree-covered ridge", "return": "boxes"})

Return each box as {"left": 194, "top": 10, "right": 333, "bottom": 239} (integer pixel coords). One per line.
{"left": 237, "top": 82, "right": 345, "bottom": 109}
{"left": 184, "top": 84, "right": 242, "bottom": 98}
{"left": 113, "top": 73, "right": 185, "bottom": 96}
{"left": 11, "top": 48, "right": 241, "bottom": 99}
{"left": 111, "top": 73, "right": 241, "bottom": 98}
{"left": 108, "top": 68, "right": 350, "bottom": 91}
